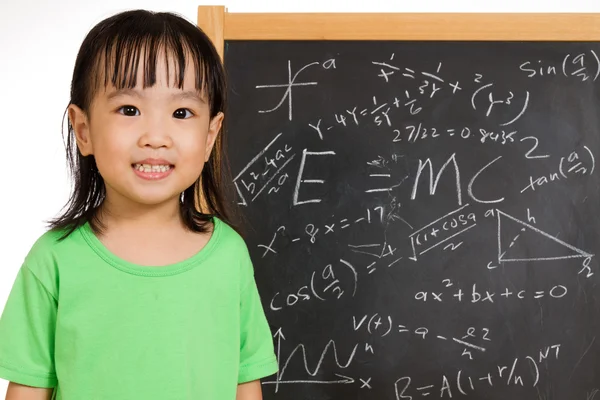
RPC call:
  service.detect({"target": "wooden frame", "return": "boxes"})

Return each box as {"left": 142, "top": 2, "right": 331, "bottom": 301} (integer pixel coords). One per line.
{"left": 198, "top": 6, "right": 600, "bottom": 59}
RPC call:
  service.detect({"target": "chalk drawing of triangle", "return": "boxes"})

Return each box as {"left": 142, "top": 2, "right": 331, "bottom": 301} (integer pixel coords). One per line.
{"left": 496, "top": 209, "right": 593, "bottom": 263}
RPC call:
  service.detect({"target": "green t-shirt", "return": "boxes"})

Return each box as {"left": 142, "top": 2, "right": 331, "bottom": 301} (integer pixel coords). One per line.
{"left": 0, "top": 217, "right": 278, "bottom": 399}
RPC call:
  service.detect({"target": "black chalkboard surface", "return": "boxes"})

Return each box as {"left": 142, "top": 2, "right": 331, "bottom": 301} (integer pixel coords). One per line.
{"left": 223, "top": 40, "right": 600, "bottom": 400}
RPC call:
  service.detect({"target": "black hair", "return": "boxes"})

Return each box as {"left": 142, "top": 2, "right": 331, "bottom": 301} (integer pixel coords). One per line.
{"left": 47, "top": 9, "right": 239, "bottom": 239}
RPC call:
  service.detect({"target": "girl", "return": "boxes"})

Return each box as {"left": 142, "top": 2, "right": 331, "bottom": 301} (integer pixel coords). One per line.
{"left": 0, "top": 9, "right": 278, "bottom": 400}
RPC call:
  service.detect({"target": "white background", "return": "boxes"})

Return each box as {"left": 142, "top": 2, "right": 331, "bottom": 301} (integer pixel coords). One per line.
{"left": 0, "top": 0, "right": 599, "bottom": 394}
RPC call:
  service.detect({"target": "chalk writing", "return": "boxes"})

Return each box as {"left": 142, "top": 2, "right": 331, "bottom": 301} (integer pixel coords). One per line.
{"left": 415, "top": 281, "right": 569, "bottom": 304}
{"left": 256, "top": 59, "right": 336, "bottom": 120}
{"left": 395, "top": 344, "right": 560, "bottom": 399}
{"left": 519, "top": 50, "right": 600, "bottom": 81}
{"left": 226, "top": 41, "right": 600, "bottom": 400}
{"left": 269, "top": 260, "right": 358, "bottom": 311}
{"left": 520, "top": 146, "right": 596, "bottom": 192}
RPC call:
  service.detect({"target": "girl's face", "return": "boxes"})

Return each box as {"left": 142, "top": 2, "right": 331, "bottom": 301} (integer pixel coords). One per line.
{"left": 68, "top": 51, "right": 223, "bottom": 213}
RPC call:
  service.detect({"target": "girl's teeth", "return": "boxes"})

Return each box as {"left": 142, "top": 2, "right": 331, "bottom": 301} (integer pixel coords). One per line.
{"left": 133, "top": 164, "right": 171, "bottom": 173}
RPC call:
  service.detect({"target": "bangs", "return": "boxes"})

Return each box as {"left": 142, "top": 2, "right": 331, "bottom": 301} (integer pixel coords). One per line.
{"left": 95, "top": 36, "right": 208, "bottom": 100}
{"left": 82, "top": 12, "right": 224, "bottom": 116}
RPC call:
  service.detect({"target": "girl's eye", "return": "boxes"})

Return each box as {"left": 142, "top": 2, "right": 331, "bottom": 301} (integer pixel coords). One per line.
{"left": 173, "top": 108, "right": 194, "bottom": 119}
{"left": 118, "top": 106, "right": 139, "bottom": 117}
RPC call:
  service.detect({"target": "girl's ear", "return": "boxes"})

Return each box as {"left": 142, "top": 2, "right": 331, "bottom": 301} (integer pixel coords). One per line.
{"left": 68, "top": 104, "right": 93, "bottom": 156}
{"left": 205, "top": 112, "right": 224, "bottom": 162}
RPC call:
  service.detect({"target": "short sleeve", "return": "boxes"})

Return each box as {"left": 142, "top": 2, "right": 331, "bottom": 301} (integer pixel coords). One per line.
{"left": 0, "top": 265, "right": 58, "bottom": 388}
{"left": 238, "top": 257, "right": 278, "bottom": 384}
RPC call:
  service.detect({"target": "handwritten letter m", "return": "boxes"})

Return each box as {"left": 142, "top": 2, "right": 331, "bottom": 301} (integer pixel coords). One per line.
{"left": 410, "top": 153, "right": 462, "bottom": 206}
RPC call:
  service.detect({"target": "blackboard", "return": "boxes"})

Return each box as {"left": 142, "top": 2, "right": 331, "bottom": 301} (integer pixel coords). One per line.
{"left": 222, "top": 39, "right": 600, "bottom": 400}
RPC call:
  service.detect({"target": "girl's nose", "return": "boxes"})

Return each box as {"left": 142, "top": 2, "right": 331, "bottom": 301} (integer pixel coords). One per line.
{"left": 138, "top": 118, "right": 173, "bottom": 148}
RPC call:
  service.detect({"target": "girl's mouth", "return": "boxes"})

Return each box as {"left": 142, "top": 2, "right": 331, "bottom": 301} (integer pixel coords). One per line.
{"left": 131, "top": 163, "right": 174, "bottom": 180}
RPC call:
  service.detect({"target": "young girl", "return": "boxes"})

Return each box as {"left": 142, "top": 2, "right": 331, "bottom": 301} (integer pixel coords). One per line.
{"left": 0, "top": 9, "right": 278, "bottom": 400}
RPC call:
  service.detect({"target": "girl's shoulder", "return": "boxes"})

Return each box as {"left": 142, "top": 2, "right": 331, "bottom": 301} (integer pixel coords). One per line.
{"left": 27, "top": 223, "right": 85, "bottom": 258}
{"left": 20, "top": 223, "right": 88, "bottom": 291}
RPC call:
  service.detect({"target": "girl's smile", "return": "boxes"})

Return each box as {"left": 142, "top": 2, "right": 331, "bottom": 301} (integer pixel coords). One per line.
{"left": 132, "top": 158, "right": 175, "bottom": 180}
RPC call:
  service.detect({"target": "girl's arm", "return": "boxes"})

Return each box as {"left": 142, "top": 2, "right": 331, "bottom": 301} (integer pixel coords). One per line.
{"left": 236, "top": 380, "right": 263, "bottom": 400}
{"left": 5, "top": 382, "right": 54, "bottom": 400}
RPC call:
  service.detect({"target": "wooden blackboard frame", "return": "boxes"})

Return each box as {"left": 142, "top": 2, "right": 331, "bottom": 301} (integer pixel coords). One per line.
{"left": 198, "top": 6, "right": 600, "bottom": 60}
